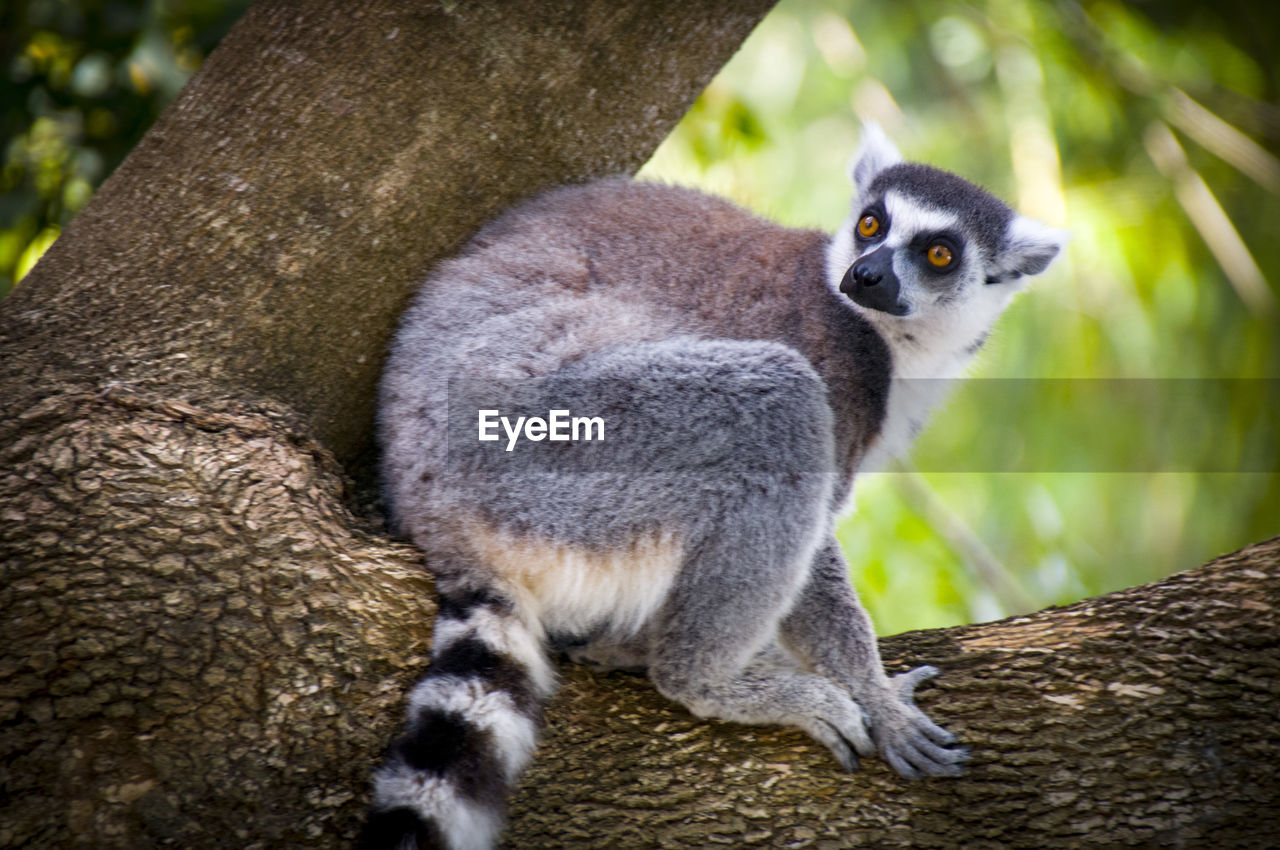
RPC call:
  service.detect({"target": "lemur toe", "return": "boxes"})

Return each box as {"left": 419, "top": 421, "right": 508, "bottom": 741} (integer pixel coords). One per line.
{"left": 823, "top": 693, "right": 875, "bottom": 762}
{"left": 912, "top": 733, "right": 965, "bottom": 767}
{"left": 911, "top": 737, "right": 968, "bottom": 777}
{"left": 921, "top": 719, "right": 957, "bottom": 746}
{"left": 815, "top": 723, "right": 862, "bottom": 772}
{"left": 892, "top": 665, "right": 941, "bottom": 705}
{"left": 883, "top": 747, "right": 922, "bottom": 780}
{"left": 883, "top": 736, "right": 966, "bottom": 779}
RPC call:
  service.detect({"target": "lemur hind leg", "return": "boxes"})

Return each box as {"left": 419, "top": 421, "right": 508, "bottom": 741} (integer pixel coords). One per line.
{"left": 781, "top": 542, "right": 967, "bottom": 777}
{"left": 651, "top": 588, "right": 877, "bottom": 769}
{"left": 646, "top": 514, "right": 878, "bottom": 769}
{"left": 610, "top": 340, "right": 879, "bottom": 768}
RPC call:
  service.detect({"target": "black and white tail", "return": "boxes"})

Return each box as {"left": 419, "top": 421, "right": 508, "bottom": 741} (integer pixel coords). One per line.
{"left": 359, "top": 586, "right": 555, "bottom": 850}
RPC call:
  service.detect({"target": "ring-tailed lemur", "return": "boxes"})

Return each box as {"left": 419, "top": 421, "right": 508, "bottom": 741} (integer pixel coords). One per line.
{"left": 363, "top": 124, "right": 1064, "bottom": 849}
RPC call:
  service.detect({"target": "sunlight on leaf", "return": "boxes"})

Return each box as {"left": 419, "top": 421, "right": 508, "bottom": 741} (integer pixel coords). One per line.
{"left": 15, "top": 227, "right": 59, "bottom": 284}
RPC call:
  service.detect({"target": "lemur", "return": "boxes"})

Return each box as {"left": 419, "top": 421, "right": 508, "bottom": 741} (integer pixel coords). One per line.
{"left": 364, "top": 124, "right": 1064, "bottom": 849}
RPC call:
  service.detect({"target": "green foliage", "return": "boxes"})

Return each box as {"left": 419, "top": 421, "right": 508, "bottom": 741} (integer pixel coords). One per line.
{"left": 0, "top": 0, "right": 251, "bottom": 295}
{"left": 642, "top": 0, "right": 1280, "bottom": 633}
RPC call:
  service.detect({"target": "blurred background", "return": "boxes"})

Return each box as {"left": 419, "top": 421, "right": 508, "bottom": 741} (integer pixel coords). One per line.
{"left": 0, "top": 0, "right": 249, "bottom": 293}
{"left": 4, "top": 0, "right": 1277, "bottom": 632}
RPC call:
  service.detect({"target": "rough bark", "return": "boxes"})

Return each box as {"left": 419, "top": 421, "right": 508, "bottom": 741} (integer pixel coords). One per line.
{"left": 0, "top": 0, "right": 774, "bottom": 461}
{"left": 2, "top": 1, "right": 1278, "bottom": 848}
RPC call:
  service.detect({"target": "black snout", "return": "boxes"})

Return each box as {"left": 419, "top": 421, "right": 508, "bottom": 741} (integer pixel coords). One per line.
{"left": 839, "top": 248, "right": 909, "bottom": 316}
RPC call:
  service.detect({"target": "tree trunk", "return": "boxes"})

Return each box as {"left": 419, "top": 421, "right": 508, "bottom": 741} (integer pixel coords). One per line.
{"left": 1, "top": 1, "right": 1277, "bottom": 848}
{"left": 0, "top": 0, "right": 775, "bottom": 463}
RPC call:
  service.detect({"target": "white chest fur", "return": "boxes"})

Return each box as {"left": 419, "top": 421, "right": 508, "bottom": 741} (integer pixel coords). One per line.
{"left": 858, "top": 315, "right": 978, "bottom": 472}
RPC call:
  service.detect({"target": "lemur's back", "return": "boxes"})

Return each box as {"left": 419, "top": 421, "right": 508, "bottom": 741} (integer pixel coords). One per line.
{"left": 379, "top": 179, "right": 889, "bottom": 539}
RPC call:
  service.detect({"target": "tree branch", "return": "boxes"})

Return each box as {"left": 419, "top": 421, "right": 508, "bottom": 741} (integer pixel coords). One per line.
{"left": 506, "top": 536, "right": 1280, "bottom": 848}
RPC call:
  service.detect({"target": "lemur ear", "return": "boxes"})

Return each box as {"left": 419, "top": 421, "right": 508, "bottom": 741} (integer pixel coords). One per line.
{"left": 847, "top": 123, "right": 902, "bottom": 198}
{"left": 986, "top": 215, "right": 1067, "bottom": 284}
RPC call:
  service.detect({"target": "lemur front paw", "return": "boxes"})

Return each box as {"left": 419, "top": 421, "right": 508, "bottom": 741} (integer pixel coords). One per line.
{"left": 871, "top": 665, "right": 967, "bottom": 778}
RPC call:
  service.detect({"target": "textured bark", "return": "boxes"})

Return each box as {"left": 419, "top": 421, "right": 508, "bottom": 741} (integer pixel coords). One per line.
{"left": 0, "top": 0, "right": 775, "bottom": 461}
{"left": 2, "top": 1, "right": 1278, "bottom": 848}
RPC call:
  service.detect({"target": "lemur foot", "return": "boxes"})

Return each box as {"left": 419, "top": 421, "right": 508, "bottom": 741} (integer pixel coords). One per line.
{"left": 791, "top": 678, "right": 876, "bottom": 771}
{"left": 871, "top": 665, "right": 967, "bottom": 778}
{"left": 671, "top": 671, "right": 876, "bottom": 773}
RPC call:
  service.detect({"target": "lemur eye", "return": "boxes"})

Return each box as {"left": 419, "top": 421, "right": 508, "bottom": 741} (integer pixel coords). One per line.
{"left": 926, "top": 244, "right": 954, "bottom": 268}
{"left": 857, "top": 214, "right": 881, "bottom": 238}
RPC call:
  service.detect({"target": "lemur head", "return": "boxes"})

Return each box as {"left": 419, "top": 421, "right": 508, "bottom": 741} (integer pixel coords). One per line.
{"left": 828, "top": 124, "right": 1064, "bottom": 353}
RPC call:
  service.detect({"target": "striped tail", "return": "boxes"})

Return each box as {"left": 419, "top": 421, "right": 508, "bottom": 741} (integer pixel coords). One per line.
{"left": 360, "top": 585, "right": 555, "bottom": 850}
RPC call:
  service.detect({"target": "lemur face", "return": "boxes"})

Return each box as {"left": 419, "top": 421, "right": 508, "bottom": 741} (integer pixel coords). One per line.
{"left": 829, "top": 125, "right": 1063, "bottom": 329}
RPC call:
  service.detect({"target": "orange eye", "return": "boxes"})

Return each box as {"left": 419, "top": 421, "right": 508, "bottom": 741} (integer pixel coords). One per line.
{"left": 927, "top": 244, "right": 953, "bottom": 267}
{"left": 857, "top": 214, "right": 880, "bottom": 238}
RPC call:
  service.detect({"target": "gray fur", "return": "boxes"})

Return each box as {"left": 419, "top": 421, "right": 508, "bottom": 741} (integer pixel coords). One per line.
{"left": 369, "top": 125, "right": 1065, "bottom": 849}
